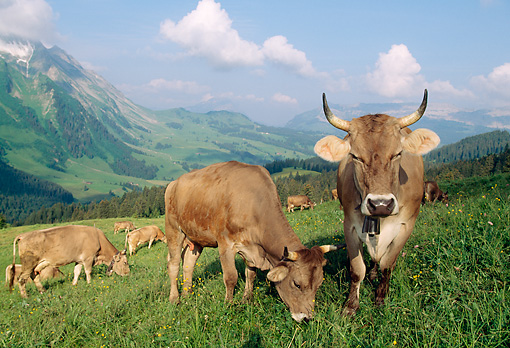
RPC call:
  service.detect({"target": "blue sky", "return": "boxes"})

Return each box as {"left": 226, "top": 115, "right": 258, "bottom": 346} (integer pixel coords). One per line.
{"left": 1, "top": 0, "right": 509, "bottom": 125}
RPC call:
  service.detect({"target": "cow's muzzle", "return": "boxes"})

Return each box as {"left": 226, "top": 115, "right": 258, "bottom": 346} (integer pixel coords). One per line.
{"left": 361, "top": 194, "right": 398, "bottom": 216}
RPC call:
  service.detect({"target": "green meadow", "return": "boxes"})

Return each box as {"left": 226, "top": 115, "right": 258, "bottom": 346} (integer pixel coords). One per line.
{"left": 0, "top": 182, "right": 509, "bottom": 347}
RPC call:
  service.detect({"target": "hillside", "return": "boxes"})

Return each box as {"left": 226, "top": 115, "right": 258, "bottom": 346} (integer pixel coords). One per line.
{"left": 0, "top": 38, "right": 316, "bottom": 202}
{"left": 424, "top": 130, "right": 510, "bottom": 163}
{"left": 0, "top": 157, "right": 74, "bottom": 224}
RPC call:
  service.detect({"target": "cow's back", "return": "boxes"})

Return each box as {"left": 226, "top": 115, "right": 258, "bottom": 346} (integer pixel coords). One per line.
{"left": 18, "top": 226, "right": 101, "bottom": 266}
{"left": 166, "top": 161, "right": 281, "bottom": 245}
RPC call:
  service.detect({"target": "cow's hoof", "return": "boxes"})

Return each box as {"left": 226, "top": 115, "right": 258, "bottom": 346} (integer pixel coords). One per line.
{"left": 342, "top": 306, "right": 358, "bottom": 317}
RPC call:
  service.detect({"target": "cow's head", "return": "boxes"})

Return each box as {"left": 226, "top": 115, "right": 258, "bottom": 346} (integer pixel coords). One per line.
{"left": 314, "top": 89, "right": 439, "bottom": 217}
{"left": 267, "top": 245, "right": 337, "bottom": 322}
{"left": 106, "top": 250, "right": 130, "bottom": 276}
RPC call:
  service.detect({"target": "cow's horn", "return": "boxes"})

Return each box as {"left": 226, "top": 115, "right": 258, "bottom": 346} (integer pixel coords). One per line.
{"left": 398, "top": 89, "right": 428, "bottom": 128}
{"left": 319, "top": 245, "right": 338, "bottom": 253}
{"left": 323, "top": 93, "right": 350, "bottom": 131}
{"left": 286, "top": 251, "right": 299, "bottom": 261}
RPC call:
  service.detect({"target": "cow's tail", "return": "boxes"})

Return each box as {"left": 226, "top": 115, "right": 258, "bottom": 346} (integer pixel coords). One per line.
{"left": 9, "top": 236, "right": 21, "bottom": 291}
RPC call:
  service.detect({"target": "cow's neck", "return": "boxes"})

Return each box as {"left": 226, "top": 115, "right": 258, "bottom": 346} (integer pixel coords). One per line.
{"left": 96, "top": 229, "right": 119, "bottom": 262}
{"left": 261, "top": 207, "right": 305, "bottom": 267}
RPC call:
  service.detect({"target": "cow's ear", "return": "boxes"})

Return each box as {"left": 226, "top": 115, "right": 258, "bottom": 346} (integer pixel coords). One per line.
{"left": 402, "top": 128, "right": 440, "bottom": 155}
{"left": 267, "top": 265, "right": 290, "bottom": 283}
{"left": 314, "top": 135, "right": 350, "bottom": 162}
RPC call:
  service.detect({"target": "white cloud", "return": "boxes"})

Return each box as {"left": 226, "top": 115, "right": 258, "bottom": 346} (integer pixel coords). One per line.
{"left": 366, "top": 44, "right": 425, "bottom": 98}
{"left": 427, "top": 80, "right": 474, "bottom": 98}
{"left": 159, "top": 0, "right": 263, "bottom": 67}
{"left": 0, "top": 0, "right": 59, "bottom": 44}
{"left": 159, "top": 0, "right": 320, "bottom": 77}
{"left": 272, "top": 92, "right": 298, "bottom": 105}
{"left": 120, "top": 78, "right": 210, "bottom": 95}
{"left": 471, "top": 63, "right": 510, "bottom": 99}
{"left": 262, "top": 35, "right": 317, "bottom": 77}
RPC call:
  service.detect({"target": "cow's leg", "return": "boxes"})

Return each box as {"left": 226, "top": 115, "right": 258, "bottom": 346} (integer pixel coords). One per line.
{"left": 376, "top": 223, "right": 412, "bottom": 306}
{"left": 166, "top": 225, "right": 186, "bottom": 303}
{"left": 181, "top": 244, "right": 203, "bottom": 298}
{"left": 344, "top": 225, "right": 365, "bottom": 316}
{"left": 83, "top": 260, "right": 94, "bottom": 283}
{"left": 242, "top": 265, "right": 257, "bottom": 302}
{"left": 148, "top": 237, "right": 155, "bottom": 249}
{"left": 72, "top": 264, "right": 82, "bottom": 285}
{"left": 218, "top": 244, "right": 238, "bottom": 302}
{"left": 33, "top": 273, "right": 46, "bottom": 293}
{"left": 17, "top": 268, "right": 33, "bottom": 298}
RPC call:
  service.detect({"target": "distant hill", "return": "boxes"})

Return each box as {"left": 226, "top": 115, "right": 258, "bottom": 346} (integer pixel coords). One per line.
{"left": 424, "top": 130, "right": 510, "bottom": 164}
{"left": 285, "top": 102, "right": 509, "bottom": 146}
{"left": 0, "top": 157, "right": 74, "bottom": 224}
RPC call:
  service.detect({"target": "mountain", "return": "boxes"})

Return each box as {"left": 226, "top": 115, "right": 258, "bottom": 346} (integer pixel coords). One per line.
{"left": 285, "top": 102, "right": 510, "bottom": 146}
{"left": 0, "top": 38, "right": 317, "bottom": 202}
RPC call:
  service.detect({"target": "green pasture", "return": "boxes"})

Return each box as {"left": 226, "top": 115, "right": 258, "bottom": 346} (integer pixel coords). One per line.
{"left": 271, "top": 167, "right": 321, "bottom": 179}
{"left": 0, "top": 191, "right": 509, "bottom": 347}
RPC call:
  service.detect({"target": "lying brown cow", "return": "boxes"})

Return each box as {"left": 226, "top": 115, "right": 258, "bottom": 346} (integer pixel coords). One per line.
{"left": 125, "top": 225, "right": 167, "bottom": 255}
{"left": 423, "top": 181, "right": 448, "bottom": 204}
{"left": 6, "top": 264, "right": 63, "bottom": 287}
{"left": 10, "top": 225, "right": 130, "bottom": 297}
{"left": 165, "top": 161, "right": 338, "bottom": 322}
{"left": 114, "top": 221, "right": 136, "bottom": 234}
{"left": 286, "top": 195, "right": 316, "bottom": 213}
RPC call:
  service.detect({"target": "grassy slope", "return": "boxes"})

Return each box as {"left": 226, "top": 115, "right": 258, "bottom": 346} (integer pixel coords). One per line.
{"left": 0, "top": 184, "right": 508, "bottom": 346}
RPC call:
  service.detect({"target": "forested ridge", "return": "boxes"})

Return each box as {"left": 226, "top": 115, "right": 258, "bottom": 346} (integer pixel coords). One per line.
{"left": 425, "top": 130, "right": 510, "bottom": 163}
{"left": 0, "top": 158, "right": 74, "bottom": 224}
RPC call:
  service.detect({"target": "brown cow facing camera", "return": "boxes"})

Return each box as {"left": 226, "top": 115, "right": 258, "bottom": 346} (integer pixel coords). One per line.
{"left": 315, "top": 90, "right": 440, "bottom": 315}
{"left": 165, "top": 161, "right": 339, "bottom": 322}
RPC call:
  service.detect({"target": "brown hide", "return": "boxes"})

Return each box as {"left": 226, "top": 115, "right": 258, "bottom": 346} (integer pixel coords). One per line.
{"left": 6, "top": 264, "right": 63, "bottom": 287}
{"left": 286, "top": 195, "right": 316, "bottom": 212}
{"left": 314, "top": 90, "right": 440, "bottom": 315}
{"left": 114, "top": 221, "right": 136, "bottom": 234}
{"left": 165, "top": 161, "right": 336, "bottom": 322}
{"left": 423, "top": 181, "right": 449, "bottom": 204}
{"left": 331, "top": 188, "right": 338, "bottom": 200}
{"left": 11, "top": 225, "right": 130, "bottom": 298}
{"left": 125, "top": 225, "right": 167, "bottom": 255}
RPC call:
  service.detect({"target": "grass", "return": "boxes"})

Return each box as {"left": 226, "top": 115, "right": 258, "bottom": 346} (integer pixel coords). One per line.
{"left": 0, "top": 188, "right": 509, "bottom": 347}
{"left": 271, "top": 167, "right": 321, "bottom": 179}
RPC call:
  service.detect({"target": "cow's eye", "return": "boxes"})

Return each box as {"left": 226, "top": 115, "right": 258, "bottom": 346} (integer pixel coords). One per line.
{"left": 293, "top": 281, "right": 301, "bottom": 289}
{"left": 391, "top": 152, "right": 402, "bottom": 161}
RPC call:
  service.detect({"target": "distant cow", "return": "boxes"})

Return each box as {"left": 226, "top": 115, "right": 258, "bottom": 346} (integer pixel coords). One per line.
{"left": 165, "top": 161, "right": 338, "bottom": 322}
{"left": 286, "top": 195, "right": 316, "bottom": 213}
{"left": 314, "top": 90, "right": 439, "bottom": 315}
{"left": 423, "top": 181, "right": 449, "bottom": 204}
{"left": 10, "top": 225, "right": 130, "bottom": 298}
{"left": 114, "top": 221, "right": 136, "bottom": 234}
{"left": 331, "top": 189, "right": 338, "bottom": 200}
{"left": 6, "top": 264, "right": 63, "bottom": 287}
{"left": 125, "top": 225, "right": 167, "bottom": 255}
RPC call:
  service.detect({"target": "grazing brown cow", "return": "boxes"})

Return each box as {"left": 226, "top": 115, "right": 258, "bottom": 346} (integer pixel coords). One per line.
{"left": 165, "top": 161, "right": 338, "bottom": 322}
{"left": 331, "top": 188, "right": 338, "bottom": 200}
{"left": 125, "top": 225, "right": 167, "bottom": 255}
{"left": 314, "top": 90, "right": 440, "bottom": 315}
{"left": 423, "top": 181, "right": 449, "bottom": 204}
{"left": 286, "top": 195, "right": 316, "bottom": 212}
{"left": 6, "top": 264, "right": 63, "bottom": 287}
{"left": 10, "top": 225, "right": 130, "bottom": 297}
{"left": 114, "top": 221, "right": 136, "bottom": 234}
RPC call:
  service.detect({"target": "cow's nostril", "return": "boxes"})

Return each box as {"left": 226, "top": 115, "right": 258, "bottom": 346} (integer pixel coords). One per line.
{"left": 367, "top": 197, "right": 395, "bottom": 216}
